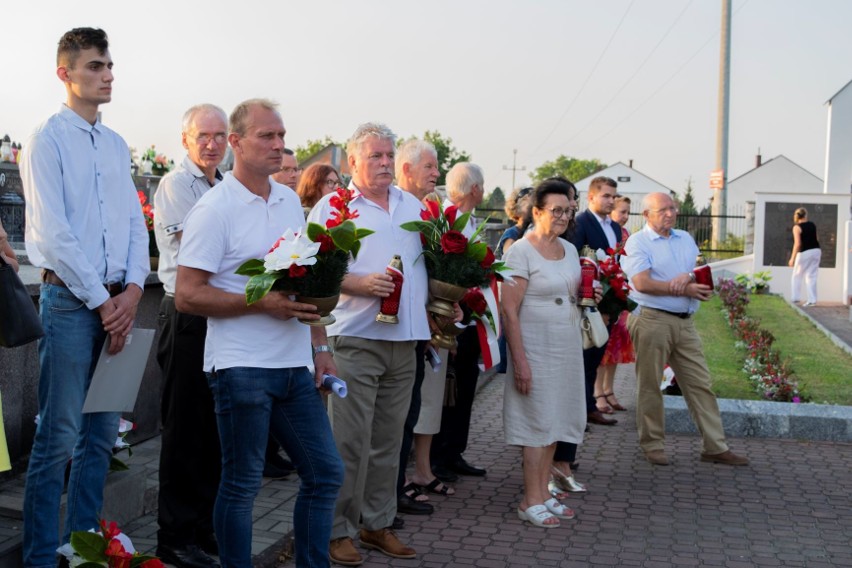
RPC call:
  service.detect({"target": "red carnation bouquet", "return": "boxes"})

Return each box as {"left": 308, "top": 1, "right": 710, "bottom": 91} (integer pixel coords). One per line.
{"left": 596, "top": 244, "right": 638, "bottom": 319}
{"left": 400, "top": 199, "right": 509, "bottom": 288}
{"left": 236, "top": 187, "right": 374, "bottom": 304}
{"left": 65, "top": 519, "right": 163, "bottom": 568}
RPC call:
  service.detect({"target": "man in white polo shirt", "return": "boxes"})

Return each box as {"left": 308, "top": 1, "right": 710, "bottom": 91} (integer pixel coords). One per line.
{"left": 308, "top": 122, "right": 430, "bottom": 566}
{"left": 176, "top": 99, "right": 343, "bottom": 568}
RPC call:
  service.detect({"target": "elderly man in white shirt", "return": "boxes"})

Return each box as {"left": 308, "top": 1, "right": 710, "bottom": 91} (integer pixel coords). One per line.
{"left": 153, "top": 103, "right": 227, "bottom": 568}
{"left": 307, "top": 123, "right": 429, "bottom": 566}
{"left": 430, "top": 162, "right": 490, "bottom": 482}
{"left": 20, "top": 28, "right": 149, "bottom": 568}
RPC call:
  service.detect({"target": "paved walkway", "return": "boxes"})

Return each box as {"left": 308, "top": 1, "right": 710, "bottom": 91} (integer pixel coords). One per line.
{"left": 2, "top": 302, "right": 850, "bottom": 567}
{"left": 112, "top": 363, "right": 852, "bottom": 568}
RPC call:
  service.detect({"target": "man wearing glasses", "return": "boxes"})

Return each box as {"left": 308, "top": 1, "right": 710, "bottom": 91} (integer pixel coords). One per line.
{"left": 272, "top": 147, "right": 301, "bottom": 188}
{"left": 153, "top": 103, "right": 228, "bottom": 568}
{"left": 622, "top": 192, "right": 748, "bottom": 467}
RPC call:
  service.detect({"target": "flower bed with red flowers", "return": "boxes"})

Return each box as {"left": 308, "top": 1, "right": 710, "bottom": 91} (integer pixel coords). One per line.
{"left": 717, "top": 278, "right": 806, "bottom": 403}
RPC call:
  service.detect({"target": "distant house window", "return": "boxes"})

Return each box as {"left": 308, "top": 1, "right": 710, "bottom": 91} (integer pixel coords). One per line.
{"left": 617, "top": 176, "right": 631, "bottom": 182}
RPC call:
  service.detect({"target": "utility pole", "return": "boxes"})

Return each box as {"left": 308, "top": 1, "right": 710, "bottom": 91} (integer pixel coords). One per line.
{"left": 503, "top": 148, "right": 526, "bottom": 190}
{"left": 712, "top": 0, "right": 731, "bottom": 250}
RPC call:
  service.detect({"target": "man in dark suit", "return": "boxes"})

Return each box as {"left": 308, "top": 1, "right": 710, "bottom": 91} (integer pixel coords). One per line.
{"left": 568, "top": 176, "right": 622, "bottom": 426}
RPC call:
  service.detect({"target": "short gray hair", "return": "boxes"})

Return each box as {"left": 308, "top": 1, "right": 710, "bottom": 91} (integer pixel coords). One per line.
{"left": 641, "top": 192, "right": 670, "bottom": 213}
{"left": 395, "top": 138, "right": 438, "bottom": 181}
{"left": 229, "top": 98, "right": 280, "bottom": 136}
{"left": 346, "top": 122, "right": 397, "bottom": 158}
{"left": 182, "top": 104, "right": 228, "bottom": 133}
{"left": 446, "top": 162, "right": 484, "bottom": 202}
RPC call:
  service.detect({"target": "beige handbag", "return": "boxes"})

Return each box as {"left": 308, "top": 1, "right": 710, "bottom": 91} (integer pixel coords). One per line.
{"left": 581, "top": 307, "right": 609, "bottom": 349}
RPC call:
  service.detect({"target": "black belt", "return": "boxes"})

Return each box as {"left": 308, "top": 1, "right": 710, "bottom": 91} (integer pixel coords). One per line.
{"left": 41, "top": 269, "right": 124, "bottom": 298}
{"left": 646, "top": 307, "right": 692, "bottom": 319}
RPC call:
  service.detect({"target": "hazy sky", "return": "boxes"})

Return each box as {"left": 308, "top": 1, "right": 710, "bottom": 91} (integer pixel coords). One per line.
{"left": 4, "top": 0, "right": 851, "bottom": 206}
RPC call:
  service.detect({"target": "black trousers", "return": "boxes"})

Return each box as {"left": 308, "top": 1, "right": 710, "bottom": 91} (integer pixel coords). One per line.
{"left": 396, "top": 340, "right": 427, "bottom": 496}
{"left": 431, "top": 326, "right": 481, "bottom": 467}
{"left": 156, "top": 296, "right": 221, "bottom": 547}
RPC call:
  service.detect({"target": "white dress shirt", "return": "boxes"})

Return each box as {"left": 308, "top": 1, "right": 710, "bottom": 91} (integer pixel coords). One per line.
{"left": 593, "top": 212, "right": 618, "bottom": 249}
{"left": 307, "top": 184, "right": 430, "bottom": 341}
{"left": 442, "top": 197, "right": 478, "bottom": 238}
{"left": 21, "top": 105, "right": 149, "bottom": 309}
{"left": 178, "top": 174, "right": 312, "bottom": 372}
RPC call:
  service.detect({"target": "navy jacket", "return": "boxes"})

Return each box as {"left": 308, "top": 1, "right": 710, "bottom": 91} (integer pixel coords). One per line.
{"left": 568, "top": 209, "right": 622, "bottom": 253}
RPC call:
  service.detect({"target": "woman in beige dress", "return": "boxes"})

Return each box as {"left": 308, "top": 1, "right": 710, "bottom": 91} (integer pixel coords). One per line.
{"left": 502, "top": 178, "right": 592, "bottom": 528}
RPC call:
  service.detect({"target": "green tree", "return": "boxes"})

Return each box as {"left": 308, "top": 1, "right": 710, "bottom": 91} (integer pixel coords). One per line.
{"left": 422, "top": 130, "right": 471, "bottom": 186}
{"left": 293, "top": 136, "right": 341, "bottom": 164}
{"left": 480, "top": 187, "right": 505, "bottom": 212}
{"left": 530, "top": 155, "right": 606, "bottom": 184}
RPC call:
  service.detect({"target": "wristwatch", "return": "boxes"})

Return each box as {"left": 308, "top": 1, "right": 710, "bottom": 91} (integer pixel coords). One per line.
{"left": 313, "top": 345, "right": 333, "bottom": 356}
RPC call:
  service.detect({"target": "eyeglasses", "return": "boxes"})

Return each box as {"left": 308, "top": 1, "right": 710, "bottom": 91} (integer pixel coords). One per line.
{"left": 543, "top": 207, "right": 573, "bottom": 218}
{"left": 324, "top": 179, "right": 342, "bottom": 188}
{"left": 649, "top": 206, "right": 678, "bottom": 214}
{"left": 190, "top": 133, "right": 227, "bottom": 145}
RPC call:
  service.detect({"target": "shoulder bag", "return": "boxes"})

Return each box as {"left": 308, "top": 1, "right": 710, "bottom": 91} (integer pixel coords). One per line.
{"left": 581, "top": 307, "right": 609, "bottom": 350}
{"left": 0, "top": 256, "right": 44, "bottom": 347}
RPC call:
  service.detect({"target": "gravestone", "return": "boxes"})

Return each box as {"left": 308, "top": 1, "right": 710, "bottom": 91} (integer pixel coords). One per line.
{"left": 762, "top": 202, "right": 837, "bottom": 268}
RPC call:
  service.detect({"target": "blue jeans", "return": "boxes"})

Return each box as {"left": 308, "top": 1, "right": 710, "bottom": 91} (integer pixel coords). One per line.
{"left": 207, "top": 366, "right": 343, "bottom": 568}
{"left": 23, "top": 284, "right": 121, "bottom": 568}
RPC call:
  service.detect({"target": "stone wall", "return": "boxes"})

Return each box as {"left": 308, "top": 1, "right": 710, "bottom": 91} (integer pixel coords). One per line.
{"left": 0, "top": 278, "right": 165, "bottom": 476}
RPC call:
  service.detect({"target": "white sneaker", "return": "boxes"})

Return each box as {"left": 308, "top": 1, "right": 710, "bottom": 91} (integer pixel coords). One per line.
{"left": 802, "top": 302, "right": 816, "bottom": 307}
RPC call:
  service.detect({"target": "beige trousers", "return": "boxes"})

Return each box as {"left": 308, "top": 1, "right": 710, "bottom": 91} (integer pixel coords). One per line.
{"left": 328, "top": 336, "right": 416, "bottom": 539}
{"left": 627, "top": 308, "right": 728, "bottom": 455}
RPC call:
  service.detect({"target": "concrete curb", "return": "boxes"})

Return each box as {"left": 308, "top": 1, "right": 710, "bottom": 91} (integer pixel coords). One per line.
{"left": 665, "top": 395, "right": 852, "bottom": 442}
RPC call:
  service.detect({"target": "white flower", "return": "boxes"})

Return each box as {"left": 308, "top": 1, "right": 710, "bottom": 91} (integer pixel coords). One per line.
{"left": 263, "top": 228, "right": 320, "bottom": 272}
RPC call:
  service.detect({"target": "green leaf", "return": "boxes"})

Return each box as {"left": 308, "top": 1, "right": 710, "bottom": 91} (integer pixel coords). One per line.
{"left": 235, "top": 259, "right": 266, "bottom": 276}
{"left": 306, "top": 222, "right": 327, "bottom": 241}
{"left": 245, "top": 272, "right": 278, "bottom": 305}
{"left": 350, "top": 240, "right": 361, "bottom": 260}
{"left": 77, "top": 562, "right": 108, "bottom": 568}
{"left": 355, "top": 227, "right": 375, "bottom": 239}
{"left": 329, "top": 220, "right": 356, "bottom": 251}
{"left": 452, "top": 212, "right": 471, "bottom": 232}
{"left": 400, "top": 220, "right": 431, "bottom": 232}
{"left": 468, "top": 214, "right": 491, "bottom": 242}
{"left": 466, "top": 241, "right": 488, "bottom": 262}
{"left": 109, "top": 457, "right": 129, "bottom": 471}
{"left": 70, "top": 531, "right": 107, "bottom": 561}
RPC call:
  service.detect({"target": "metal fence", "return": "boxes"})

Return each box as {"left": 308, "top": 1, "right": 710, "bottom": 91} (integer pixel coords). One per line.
{"left": 475, "top": 205, "right": 749, "bottom": 262}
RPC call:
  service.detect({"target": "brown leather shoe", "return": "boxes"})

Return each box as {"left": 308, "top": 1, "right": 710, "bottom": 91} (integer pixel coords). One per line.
{"left": 701, "top": 450, "right": 749, "bottom": 466}
{"left": 359, "top": 528, "right": 416, "bottom": 559}
{"left": 587, "top": 410, "right": 618, "bottom": 426}
{"left": 329, "top": 537, "right": 363, "bottom": 566}
{"left": 644, "top": 450, "right": 669, "bottom": 465}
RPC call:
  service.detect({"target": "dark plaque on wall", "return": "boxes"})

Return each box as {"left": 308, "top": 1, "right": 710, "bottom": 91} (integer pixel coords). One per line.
{"left": 763, "top": 202, "right": 836, "bottom": 268}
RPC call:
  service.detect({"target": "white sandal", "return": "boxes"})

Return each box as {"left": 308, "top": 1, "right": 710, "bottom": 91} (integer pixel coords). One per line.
{"left": 517, "top": 504, "right": 561, "bottom": 528}
{"left": 544, "top": 497, "right": 576, "bottom": 520}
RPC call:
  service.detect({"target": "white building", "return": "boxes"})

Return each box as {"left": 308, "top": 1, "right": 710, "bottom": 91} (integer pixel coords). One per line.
{"left": 824, "top": 79, "right": 852, "bottom": 194}
{"left": 725, "top": 155, "right": 823, "bottom": 234}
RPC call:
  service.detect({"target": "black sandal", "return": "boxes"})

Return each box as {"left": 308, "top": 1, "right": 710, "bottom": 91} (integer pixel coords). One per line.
{"left": 414, "top": 478, "right": 455, "bottom": 496}
{"left": 402, "top": 482, "right": 429, "bottom": 502}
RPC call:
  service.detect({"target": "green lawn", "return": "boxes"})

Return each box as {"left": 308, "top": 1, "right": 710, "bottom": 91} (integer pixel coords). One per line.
{"left": 694, "top": 294, "right": 852, "bottom": 405}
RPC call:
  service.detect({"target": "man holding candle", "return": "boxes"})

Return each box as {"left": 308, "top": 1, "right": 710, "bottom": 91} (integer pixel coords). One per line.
{"left": 622, "top": 192, "right": 748, "bottom": 467}
{"left": 307, "top": 122, "right": 430, "bottom": 565}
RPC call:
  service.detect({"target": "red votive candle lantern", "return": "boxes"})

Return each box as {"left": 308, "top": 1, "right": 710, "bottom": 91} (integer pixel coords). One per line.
{"left": 376, "top": 255, "right": 404, "bottom": 324}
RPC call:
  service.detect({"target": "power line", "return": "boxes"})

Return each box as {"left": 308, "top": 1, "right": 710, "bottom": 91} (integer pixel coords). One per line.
{"left": 541, "top": 0, "right": 696, "bottom": 156}
{"left": 531, "top": 0, "right": 637, "bottom": 155}
{"left": 574, "top": 0, "right": 751, "bottom": 156}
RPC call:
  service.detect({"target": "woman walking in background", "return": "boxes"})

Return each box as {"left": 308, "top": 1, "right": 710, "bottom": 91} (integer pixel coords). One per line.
{"left": 788, "top": 207, "right": 821, "bottom": 307}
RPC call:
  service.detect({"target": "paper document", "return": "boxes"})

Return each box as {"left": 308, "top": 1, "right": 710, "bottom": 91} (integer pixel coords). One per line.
{"left": 82, "top": 328, "right": 156, "bottom": 413}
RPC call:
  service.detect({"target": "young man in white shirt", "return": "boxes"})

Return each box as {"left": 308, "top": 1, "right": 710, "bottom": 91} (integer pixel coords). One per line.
{"left": 21, "top": 27, "right": 149, "bottom": 568}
